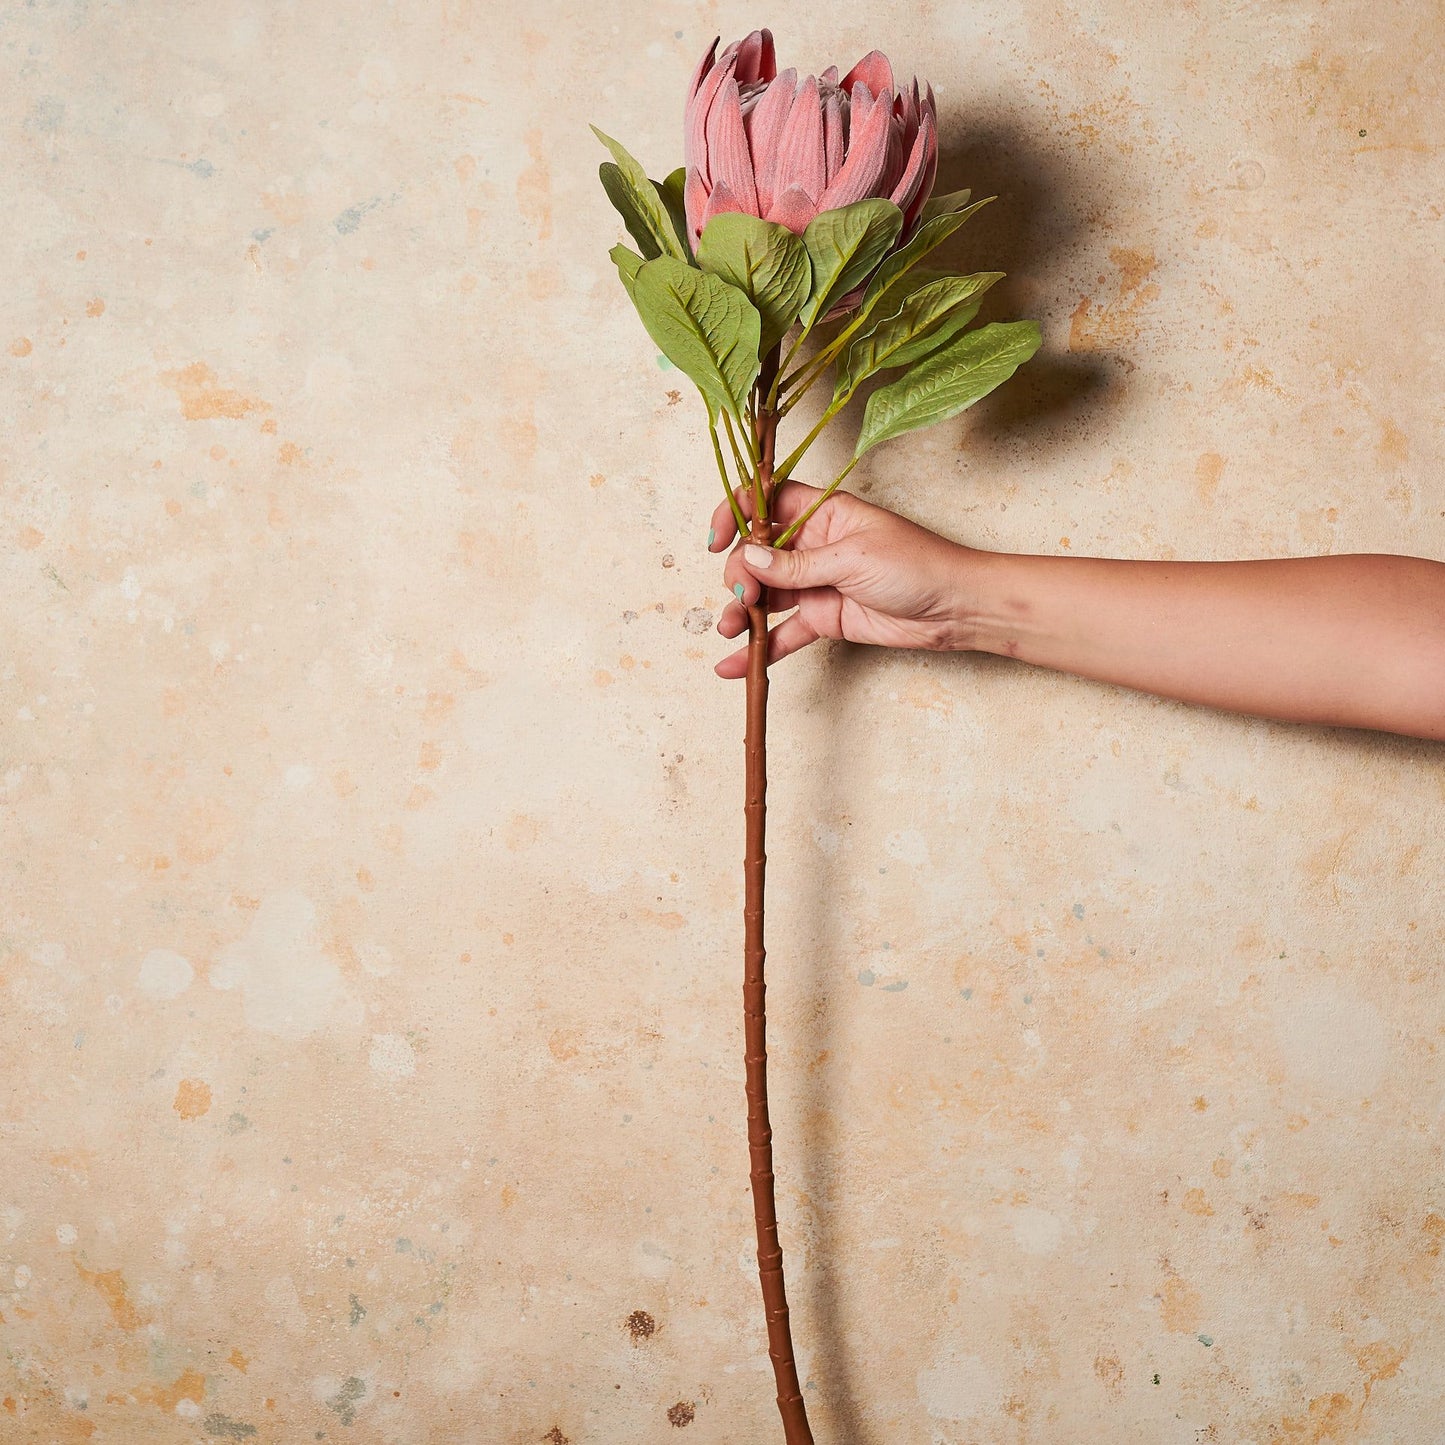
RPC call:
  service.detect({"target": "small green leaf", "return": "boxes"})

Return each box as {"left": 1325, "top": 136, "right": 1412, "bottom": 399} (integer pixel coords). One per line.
{"left": 919, "top": 187, "right": 972, "bottom": 224}
{"left": 856, "top": 198, "right": 994, "bottom": 322}
{"left": 610, "top": 243, "right": 645, "bottom": 299}
{"left": 835, "top": 273, "right": 1003, "bottom": 402}
{"left": 631, "top": 256, "right": 761, "bottom": 423}
{"left": 655, "top": 167, "right": 693, "bottom": 261}
{"left": 800, "top": 199, "right": 904, "bottom": 328}
{"left": 591, "top": 125, "right": 687, "bottom": 262}
{"left": 696, "top": 213, "right": 811, "bottom": 354}
{"left": 855, "top": 320, "right": 1042, "bottom": 456}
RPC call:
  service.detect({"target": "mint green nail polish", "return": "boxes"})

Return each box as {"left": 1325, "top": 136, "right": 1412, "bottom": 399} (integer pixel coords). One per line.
{"left": 708, "top": 527, "right": 716, "bottom": 546}
{"left": 734, "top": 582, "right": 744, "bottom": 600}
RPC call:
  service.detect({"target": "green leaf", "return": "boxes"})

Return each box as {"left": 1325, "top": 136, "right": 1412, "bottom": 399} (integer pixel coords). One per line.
{"left": 591, "top": 125, "right": 687, "bottom": 262}
{"left": 631, "top": 256, "right": 761, "bottom": 423}
{"left": 856, "top": 198, "right": 994, "bottom": 323}
{"left": 655, "top": 167, "right": 693, "bottom": 261}
{"left": 799, "top": 199, "right": 903, "bottom": 328}
{"left": 835, "top": 273, "right": 1003, "bottom": 402}
{"left": 610, "top": 243, "right": 645, "bottom": 299}
{"left": 919, "top": 187, "right": 972, "bottom": 225}
{"left": 855, "top": 320, "right": 1042, "bottom": 457}
{"left": 695, "top": 213, "right": 811, "bottom": 355}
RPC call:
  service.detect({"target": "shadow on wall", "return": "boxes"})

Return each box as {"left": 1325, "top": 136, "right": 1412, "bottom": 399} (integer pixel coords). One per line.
{"left": 930, "top": 114, "right": 1116, "bottom": 451}
{"left": 786, "top": 104, "right": 1121, "bottom": 1442}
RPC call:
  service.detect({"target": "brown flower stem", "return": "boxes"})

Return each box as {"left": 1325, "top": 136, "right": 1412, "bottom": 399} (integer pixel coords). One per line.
{"left": 744, "top": 345, "right": 813, "bottom": 1445}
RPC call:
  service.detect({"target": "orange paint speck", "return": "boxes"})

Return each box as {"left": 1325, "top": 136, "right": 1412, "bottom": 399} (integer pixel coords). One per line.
{"left": 159, "top": 361, "right": 270, "bottom": 421}
{"left": 173, "top": 1078, "right": 212, "bottom": 1119}
{"left": 228, "top": 1348, "right": 249, "bottom": 1372}
{"left": 74, "top": 1262, "right": 151, "bottom": 1332}
{"left": 10, "top": 338, "right": 32, "bottom": 357}
{"left": 85, "top": 298, "right": 105, "bottom": 318}
{"left": 18, "top": 526, "right": 44, "bottom": 550}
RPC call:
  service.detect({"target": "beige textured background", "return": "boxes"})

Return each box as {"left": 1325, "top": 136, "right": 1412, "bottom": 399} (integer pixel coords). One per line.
{"left": 3, "top": 2, "right": 1443, "bottom": 1441}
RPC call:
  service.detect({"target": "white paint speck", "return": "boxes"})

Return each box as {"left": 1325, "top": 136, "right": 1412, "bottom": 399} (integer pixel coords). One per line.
{"left": 211, "top": 892, "right": 362, "bottom": 1038}
{"left": 916, "top": 1355, "right": 995, "bottom": 1420}
{"left": 368, "top": 1033, "right": 416, "bottom": 1079}
{"left": 55, "top": 1223, "right": 78, "bottom": 1247}
{"left": 120, "top": 567, "right": 141, "bottom": 600}
{"left": 175, "top": 1398, "right": 202, "bottom": 1418}
{"left": 283, "top": 763, "right": 313, "bottom": 790}
{"left": 1011, "top": 1206, "right": 1063, "bottom": 1256}
{"left": 138, "top": 948, "right": 194, "bottom": 1001}
{"left": 14, "top": 1264, "right": 31, "bottom": 1288}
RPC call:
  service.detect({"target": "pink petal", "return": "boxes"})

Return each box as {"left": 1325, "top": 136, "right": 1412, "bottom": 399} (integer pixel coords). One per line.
{"left": 887, "top": 111, "right": 933, "bottom": 218}
{"left": 896, "top": 81, "right": 918, "bottom": 139}
{"left": 902, "top": 128, "right": 938, "bottom": 237}
{"left": 764, "top": 183, "right": 818, "bottom": 235}
{"left": 685, "top": 165, "right": 710, "bottom": 245}
{"left": 822, "top": 86, "right": 845, "bottom": 186}
{"left": 880, "top": 101, "right": 906, "bottom": 195}
{"left": 687, "top": 43, "right": 740, "bottom": 185}
{"left": 818, "top": 85, "right": 893, "bottom": 209}
{"left": 734, "top": 28, "right": 776, "bottom": 86}
{"left": 819, "top": 64, "right": 840, "bottom": 86}
{"left": 745, "top": 70, "right": 796, "bottom": 214}
{"left": 850, "top": 79, "right": 874, "bottom": 136}
{"left": 687, "top": 36, "right": 719, "bottom": 103}
{"left": 842, "top": 49, "right": 894, "bottom": 100}
{"left": 705, "top": 75, "right": 760, "bottom": 216}
{"left": 772, "top": 75, "right": 826, "bottom": 205}
{"left": 702, "top": 177, "right": 750, "bottom": 231}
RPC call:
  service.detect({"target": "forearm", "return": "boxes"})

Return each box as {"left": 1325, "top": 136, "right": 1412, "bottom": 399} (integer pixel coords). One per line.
{"left": 961, "top": 550, "right": 1445, "bottom": 740}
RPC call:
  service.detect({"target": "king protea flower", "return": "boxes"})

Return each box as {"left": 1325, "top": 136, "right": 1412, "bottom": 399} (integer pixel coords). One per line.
{"left": 684, "top": 29, "right": 938, "bottom": 251}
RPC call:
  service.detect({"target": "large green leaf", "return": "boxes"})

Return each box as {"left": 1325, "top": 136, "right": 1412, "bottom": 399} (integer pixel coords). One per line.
{"left": 696, "top": 213, "right": 811, "bottom": 355}
{"left": 835, "top": 273, "right": 1003, "bottom": 402}
{"left": 856, "top": 198, "right": 994, "bottom": 322}
{"left": 610, "top": 243, "right": 644, "bottom": 300}
{"left": 631, "top": 257, "right": 761, "bottom": 423}
{"left": 592, "top": 125, "right": 688, "bottom": 263}
{"left": 655, "top": 167, "right": 693, "bottom": 261}
{"left": 919, "top": 187, "right": 972, "bottom": 225}
{"left": 799, "top": 199, "right": 903, "bottom": 328}
{"left": 855, "top": 320, "right": 1042, "bottom": 456}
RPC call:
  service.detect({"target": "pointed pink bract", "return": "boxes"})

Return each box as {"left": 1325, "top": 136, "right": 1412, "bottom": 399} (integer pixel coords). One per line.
{"left": 683, "top": 32, "right": 938, "bottom": 254}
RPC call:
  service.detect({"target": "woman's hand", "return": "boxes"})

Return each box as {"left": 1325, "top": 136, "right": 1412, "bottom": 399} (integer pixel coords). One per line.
{"left": 707, "top": 480, "right": 984, "bottom": 679}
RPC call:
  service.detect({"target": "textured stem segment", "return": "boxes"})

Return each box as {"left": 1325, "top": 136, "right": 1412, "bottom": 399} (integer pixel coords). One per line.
{"left": 744, "top": 347, "right": 813, "bottom": 1444}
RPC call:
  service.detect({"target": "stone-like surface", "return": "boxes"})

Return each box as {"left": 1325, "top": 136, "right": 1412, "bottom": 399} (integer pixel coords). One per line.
{"left": 3, "top": 2, "right": 1441, "bottom": 1441}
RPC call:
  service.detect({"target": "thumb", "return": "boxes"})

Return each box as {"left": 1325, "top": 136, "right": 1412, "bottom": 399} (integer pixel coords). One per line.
{"left": 741, "top": 539, "right": 852, "bottom": 591}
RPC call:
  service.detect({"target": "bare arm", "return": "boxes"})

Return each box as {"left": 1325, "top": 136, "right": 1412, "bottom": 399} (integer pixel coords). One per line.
{"left": 709, "top": 481, "right": 1445, "bottom": 742}
{"left": 966, "top": 551, "right": 1445, "bottom": 740}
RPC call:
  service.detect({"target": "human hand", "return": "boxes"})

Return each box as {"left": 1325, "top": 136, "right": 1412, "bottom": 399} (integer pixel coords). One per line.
{"left": 707, "top": 480, "right": 986, "bottom": 679}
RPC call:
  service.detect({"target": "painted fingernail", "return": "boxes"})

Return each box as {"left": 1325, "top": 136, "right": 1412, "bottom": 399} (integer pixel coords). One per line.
{"left": 744, "top": 543, "right": 773, "bottom": 568}
{"left": 733, "top": 582, "right": 745, "bottom": 600}
{"left": 707, "top": 527, "right": 716, "bottom": 547}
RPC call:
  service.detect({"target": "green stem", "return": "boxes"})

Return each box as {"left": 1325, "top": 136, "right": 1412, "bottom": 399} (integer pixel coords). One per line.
{"left": 774, "top": 398, "right": 845, "bottom": 482}
{"left": 722, "top": 409, "right": 754, "bottom": 491}
{"left": 710, "top": 420, "right": 749, "bottom": 538}
{"left": 772, "top": 456, "right": 859, "bottom": 549}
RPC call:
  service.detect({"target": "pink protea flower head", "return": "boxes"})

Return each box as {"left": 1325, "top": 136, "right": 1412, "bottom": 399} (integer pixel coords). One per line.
{"left": 683, "top": 29, "right": 938, "bottom": 250}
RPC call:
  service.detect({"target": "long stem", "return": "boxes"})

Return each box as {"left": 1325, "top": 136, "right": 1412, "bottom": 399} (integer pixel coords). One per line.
{"left": 744, "top": 344, "right": 813, "bottom": 1445}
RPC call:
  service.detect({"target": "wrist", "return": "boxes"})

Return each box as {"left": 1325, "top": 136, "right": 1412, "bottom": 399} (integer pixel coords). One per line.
{"left": 940, "top": 544, "right": 1014, "bottom": 653}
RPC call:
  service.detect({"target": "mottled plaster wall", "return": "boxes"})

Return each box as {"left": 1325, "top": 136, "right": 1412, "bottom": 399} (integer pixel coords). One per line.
{"left": 3, "top": 2, "right": 1443, "bottom": 1441}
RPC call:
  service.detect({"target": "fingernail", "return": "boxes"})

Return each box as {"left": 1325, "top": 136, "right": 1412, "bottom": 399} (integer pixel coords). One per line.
{"left": 733, "top": 582, "right": 745, "bottom": 600}
{"left": 707, "top": 527, "right": 715, "bottom": 547}
{"left": 744, "top": 543, "right": 773, "bottom": 568}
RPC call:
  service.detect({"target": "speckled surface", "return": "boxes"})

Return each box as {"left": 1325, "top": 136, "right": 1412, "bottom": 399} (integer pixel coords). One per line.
{"left": 3, "top": 2, "right": 1443, "bottom": 1441}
